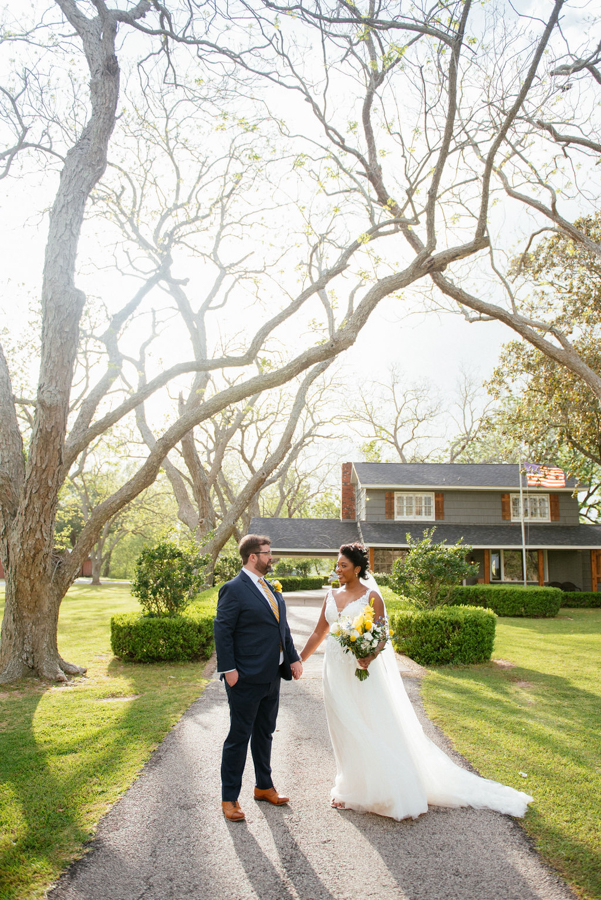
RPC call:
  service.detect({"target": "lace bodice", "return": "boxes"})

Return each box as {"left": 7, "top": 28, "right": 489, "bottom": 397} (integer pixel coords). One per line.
{"left": 324, "top": 587, "right": 371, "bottom": 625}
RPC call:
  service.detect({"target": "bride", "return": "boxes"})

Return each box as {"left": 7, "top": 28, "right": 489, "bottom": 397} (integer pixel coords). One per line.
{"left": 299, "top": 542, "right": 533, "bottom": 821}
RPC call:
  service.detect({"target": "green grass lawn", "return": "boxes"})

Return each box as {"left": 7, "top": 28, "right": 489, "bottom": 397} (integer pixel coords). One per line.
{"left": 421, "top": 608, "right": 601, "bottom": 900}
{"left": 380, "top": 585, "right": 412, "bottom": 611}
{"left": 0, "top": 584, "right": 218, "bottom": 900}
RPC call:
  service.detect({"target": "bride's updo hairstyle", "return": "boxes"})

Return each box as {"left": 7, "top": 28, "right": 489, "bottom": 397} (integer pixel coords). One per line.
{"left": 339, "top": 542, "right": 369, "bottom": 579}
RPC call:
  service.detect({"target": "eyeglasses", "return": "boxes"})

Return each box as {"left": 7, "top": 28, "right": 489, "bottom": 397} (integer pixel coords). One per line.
{"left": 253, "top": 550, "right": 272, "bottom": 556}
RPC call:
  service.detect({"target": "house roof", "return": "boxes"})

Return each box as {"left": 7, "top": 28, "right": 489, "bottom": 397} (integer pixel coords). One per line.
{"left": 352, "top": 462, "right": 577, "bottom": 491}
{"left": 249, "top": 517, "right": 360, "bottom": 553}
{"left": 360, "top": 522, "right": 601, "bottom": 550}
{"left": 250, "top": 517, "right": 601, "bottom": 552}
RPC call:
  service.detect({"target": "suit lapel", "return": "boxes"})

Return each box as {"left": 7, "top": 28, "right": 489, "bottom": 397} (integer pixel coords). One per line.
{"left": 239, "top": 570, "right": 279, "bottom": 624}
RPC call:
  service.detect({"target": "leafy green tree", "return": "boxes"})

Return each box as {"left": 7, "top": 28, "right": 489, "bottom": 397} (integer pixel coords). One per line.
{"left": 213, "top": 552, "right": 242, "bottom": 585}
{"left": 483, "top": 216, "right": 601, "bottom": 520}
{"left": 391, "top": 529, "right": 477, "bottom": 610}
{"left": 131, "top": 541, "right": 209, "bottom": 617}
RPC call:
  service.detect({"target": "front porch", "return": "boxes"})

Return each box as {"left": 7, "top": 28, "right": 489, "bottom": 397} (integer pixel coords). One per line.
{"left": 371, "top": 546, "right": 595, "bottom": 591}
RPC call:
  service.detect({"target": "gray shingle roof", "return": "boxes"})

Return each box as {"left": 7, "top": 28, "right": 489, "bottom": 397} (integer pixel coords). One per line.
{"left": 249, "top": 517, "right": 601, "bottom": 550}
{"left": 360, "top": 522, "right": 601, "bottom": 549}
{"left": 249, "top": 517, "right": 360, "bottom": 552}
{"left": 352, "top": 462, "right": 576, "bottom": 490}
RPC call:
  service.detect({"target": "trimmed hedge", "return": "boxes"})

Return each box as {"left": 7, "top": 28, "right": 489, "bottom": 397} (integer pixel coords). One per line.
{"left": 111, "top": 605, "right": 215, "bottom": 662}
{"left": 561, "top": 591, "right": 601, "bottom": 608}
{"left": 373, "top": 573, "right": 393, "bottom": 588}
{"left": 447, "top": 584, "right": 562, "bottom": 618}
{"left": 276, "top": 575, "right": 325, "bottom": 591}
{"left": 389, "top": 605, "right": 496, "bottom": 666}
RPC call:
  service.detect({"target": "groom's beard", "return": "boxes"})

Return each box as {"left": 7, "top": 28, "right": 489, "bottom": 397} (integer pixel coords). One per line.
{"left": 256, "top": 559, "right": 272, "bottom": 576}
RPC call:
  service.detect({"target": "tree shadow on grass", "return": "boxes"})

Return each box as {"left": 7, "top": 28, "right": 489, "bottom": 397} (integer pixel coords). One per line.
{"left": 0, "top": 683, "right": 89, "bottom": 900}
{"left": 424, "top": 663, "right": 601, "bottom": 776}
{"left": 420, "top": 663, "right": 600, "bottom": 899}
{"left": 47, "top": 678, "right": 227, "bottom": 900}
{"left": 0, "top": 658, "right": 212, "bottom": 900}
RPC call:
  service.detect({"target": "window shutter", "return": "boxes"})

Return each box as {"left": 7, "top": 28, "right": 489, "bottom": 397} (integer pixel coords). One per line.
{"left": 385, "top": 492, "right": 394, "bottom": 519}
{"left": 550, "top": 494, "right": 560, "bottom": 521}
{"left": 501, "top": 493, "right": 511, "bottom": 520}
{"left": 435, "top": 492, "right": 444, "bottom": 520}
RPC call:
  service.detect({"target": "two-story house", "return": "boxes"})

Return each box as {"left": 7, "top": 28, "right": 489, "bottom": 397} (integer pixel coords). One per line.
{"left": 250, "top": 463, "right": 601, "bottom": 590}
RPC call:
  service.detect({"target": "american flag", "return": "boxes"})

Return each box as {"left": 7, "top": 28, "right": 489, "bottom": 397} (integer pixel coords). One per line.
{"left": 523, "top": 463, "right": 566, "bottom": 488}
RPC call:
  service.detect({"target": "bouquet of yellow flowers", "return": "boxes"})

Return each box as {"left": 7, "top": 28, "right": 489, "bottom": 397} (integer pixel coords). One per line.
{"left": 330, "top": 599, "right": 390, "bottom": 681}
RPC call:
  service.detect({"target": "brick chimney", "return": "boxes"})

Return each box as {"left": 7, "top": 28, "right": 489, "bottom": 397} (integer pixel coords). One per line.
{"left": 341, "top": 462, "right": 356, "bottom": 520}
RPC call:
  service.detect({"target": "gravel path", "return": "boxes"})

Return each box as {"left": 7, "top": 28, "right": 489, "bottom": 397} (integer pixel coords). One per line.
{"left": 49, "top": 606, "right": 576, "bottom": 900}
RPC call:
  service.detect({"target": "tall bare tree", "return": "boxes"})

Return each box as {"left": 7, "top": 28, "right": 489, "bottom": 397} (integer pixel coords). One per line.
{"left": 426, "top": 22, "right": 601, "bottom": 400}
{"left": 0, "top": 0, "right": 568, "bottom": 682}
{"left": 93, "top": 88, "right": 338, "bottom": 565}
{"left": 343, "top": 366, "right": 441, "bottom": 463}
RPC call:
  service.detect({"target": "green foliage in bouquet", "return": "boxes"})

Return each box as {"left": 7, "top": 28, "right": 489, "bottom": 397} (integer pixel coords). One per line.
{"left": 131, "top": 540, "right": 209, "bottom": 617}
{"left": 390, "top": 606, "right": 496, "bottom": 666}
{"left": 390, "top": 528, "right": 477, "bottom": 609}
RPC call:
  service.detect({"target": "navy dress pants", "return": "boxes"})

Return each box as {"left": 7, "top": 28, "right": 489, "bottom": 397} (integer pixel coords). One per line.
{"left": 221, "top": 677, "right": 280, "bottom": 801}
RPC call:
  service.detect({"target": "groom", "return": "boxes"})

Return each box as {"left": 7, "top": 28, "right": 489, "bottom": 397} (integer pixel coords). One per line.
{"left": 214, "top": 533, "right": 303, "bottom": 822}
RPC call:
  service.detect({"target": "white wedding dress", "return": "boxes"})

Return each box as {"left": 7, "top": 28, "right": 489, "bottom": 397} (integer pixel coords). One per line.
{"left": 323, "top": 588, "right": 533, "bottom": 820}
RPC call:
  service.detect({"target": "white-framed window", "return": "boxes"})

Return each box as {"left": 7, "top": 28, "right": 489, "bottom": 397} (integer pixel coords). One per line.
{"left": 490, "top": 549, "right": 546, "bottom": 583}
{"left": 510, "top": 494, "right": 550, "bottom": 522}
{"left": 395, "top": 492, "right": 434, "bottom": 521}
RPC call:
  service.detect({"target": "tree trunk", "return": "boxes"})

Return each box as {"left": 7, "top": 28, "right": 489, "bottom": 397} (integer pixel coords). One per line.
{"left": 0, "top": 561, "right": 84, "bottom": 683}
{"left": 0, "top": 4, "right": 126, "bottom": 682}
{"left": 102, "top": 550, "right": 113, "bottom": 578}
{"left": 91, "top": 551, "right": 102, "bottom": 586}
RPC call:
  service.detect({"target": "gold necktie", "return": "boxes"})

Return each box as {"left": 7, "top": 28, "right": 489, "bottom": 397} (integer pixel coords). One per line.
{"left": 259, "top": 577, "right": 280, "bottom": 622}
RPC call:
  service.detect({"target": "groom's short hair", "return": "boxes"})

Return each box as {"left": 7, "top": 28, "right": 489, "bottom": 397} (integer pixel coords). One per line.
{"left": 239, "top": 533, "right": 271, "bottom": 564}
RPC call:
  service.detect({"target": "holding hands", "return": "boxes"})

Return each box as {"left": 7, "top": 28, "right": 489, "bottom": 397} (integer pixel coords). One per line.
{"left": 290, "top": 660, "right": 303, "bottom": 680}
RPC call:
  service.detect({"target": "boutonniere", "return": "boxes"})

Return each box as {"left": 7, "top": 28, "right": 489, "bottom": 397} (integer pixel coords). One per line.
{"left": 272, "top": 580, "right": 283, "bottom": 594}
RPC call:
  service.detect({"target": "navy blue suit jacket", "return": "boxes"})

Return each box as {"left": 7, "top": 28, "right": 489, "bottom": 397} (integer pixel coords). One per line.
{"left": 214, "top": 570, "right": 300, "bottom": 682}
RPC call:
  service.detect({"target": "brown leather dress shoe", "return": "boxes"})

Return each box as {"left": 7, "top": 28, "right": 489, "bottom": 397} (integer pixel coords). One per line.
{"left": 254, "top": 786, "right": 289, "bottom": 805}
{"left": 222, "top": 801, "right": 245, "bottom": 821}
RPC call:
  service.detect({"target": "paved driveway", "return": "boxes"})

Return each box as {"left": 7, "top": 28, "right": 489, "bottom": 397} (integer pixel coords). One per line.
{"left": 49, "top": 606, "right": 575, "bottom": 900}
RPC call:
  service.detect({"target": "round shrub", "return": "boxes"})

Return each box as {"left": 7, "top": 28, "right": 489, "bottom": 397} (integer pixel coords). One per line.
{"left": 560, "top": 591, "right": 601, "bottom": 608}
{"left": 389, "top": 605, "right": 496, "bottom": 666}
{"left": 447, "top": 584, "right": 561, "bottom": 617}
{"left": 111, "top": 606, "right": 215, "bottom": 662}
{"left": 131, "top": 541, "right": 209, "bottom": 617}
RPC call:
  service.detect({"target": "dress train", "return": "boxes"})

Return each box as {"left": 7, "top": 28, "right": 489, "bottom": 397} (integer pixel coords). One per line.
{"left": 323, "top": 590, "right": 532, "bottom": 820}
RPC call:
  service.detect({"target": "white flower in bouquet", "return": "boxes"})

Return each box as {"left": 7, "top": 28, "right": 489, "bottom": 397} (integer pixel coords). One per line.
{"left": 330, "top": 599, "right": 391, "bottom": 680}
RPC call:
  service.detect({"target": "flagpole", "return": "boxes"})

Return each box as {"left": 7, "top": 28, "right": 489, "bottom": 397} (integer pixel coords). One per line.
{"left": 518, "top": 450, "right": 527, "bottom": 588}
